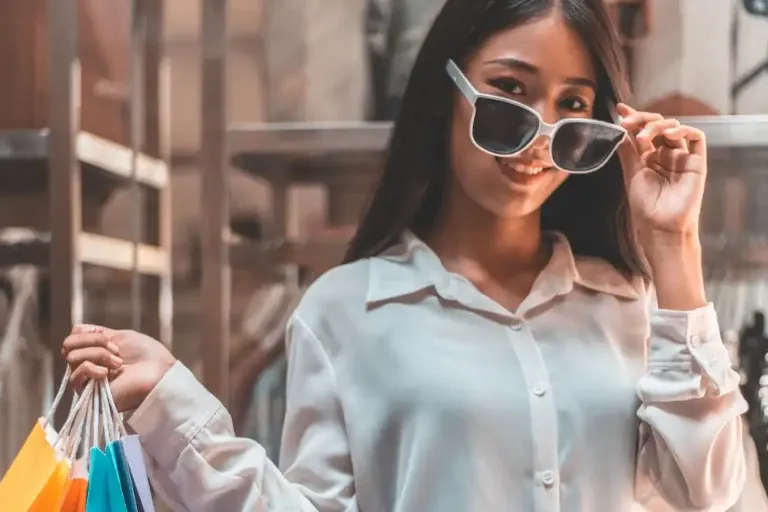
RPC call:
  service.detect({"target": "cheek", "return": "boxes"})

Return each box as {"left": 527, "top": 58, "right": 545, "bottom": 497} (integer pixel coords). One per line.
{"left": 450, "top": 113, "right": 500, "bottom": 191}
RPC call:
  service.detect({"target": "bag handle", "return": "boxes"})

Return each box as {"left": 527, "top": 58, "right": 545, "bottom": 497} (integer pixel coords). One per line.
{"left": 43, "top": 365, "right": 72, "bottom": 428}
{"left": 56, "top": 379, "right": 94, "bottom": 441}
{"left": 98, "top": 381, "right": 117, "bottom": 444}
{"left": 55, "top": 380, "right": 95, "bottom": 457}
{"left": 102, "top": 378, "right": 127, "bottom": 438}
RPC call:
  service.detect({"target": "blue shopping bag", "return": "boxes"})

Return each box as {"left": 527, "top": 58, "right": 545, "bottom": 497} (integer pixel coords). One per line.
{"left": 110, "top": 441, "right": 139, "bottom": 512}
{"left": 84, "top": 382, "right": 131, "bottom": 512}
{"left": 103, "top": 380, "right": 154, "bottom": 512}
{"left": 118, "top": 435, "right": 155, "bottom": 512}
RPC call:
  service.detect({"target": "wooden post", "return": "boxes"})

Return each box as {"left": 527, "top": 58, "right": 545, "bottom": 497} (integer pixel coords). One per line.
{"left": 201, "top": 0, "right": 230, "bottom": 405}
{"left": 48, "top": 0, "right": 83, "bottom": 428}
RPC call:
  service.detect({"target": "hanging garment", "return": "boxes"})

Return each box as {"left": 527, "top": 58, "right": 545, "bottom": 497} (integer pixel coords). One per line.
{"left": 0, "top": 247, "right": 50, "bottom": 476}
{"left": 231, "top": 278, "right": 305, "bottom": 435}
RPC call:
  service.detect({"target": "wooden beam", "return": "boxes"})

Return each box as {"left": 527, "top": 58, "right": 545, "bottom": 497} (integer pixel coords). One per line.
{"left": 201, "top": 0, "right": 231, "bottom": 405}
{"left": 48, "top": 0, "right": 82, "bottom": 428}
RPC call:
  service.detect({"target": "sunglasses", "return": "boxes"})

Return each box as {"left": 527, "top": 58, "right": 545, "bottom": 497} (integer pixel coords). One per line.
{"left": 446, "top": 59, "right": 627, "bottom": 174}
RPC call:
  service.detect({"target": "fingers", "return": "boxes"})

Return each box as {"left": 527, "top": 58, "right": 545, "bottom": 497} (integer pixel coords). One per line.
{"left": 618, "top": 103, "right": 664, "bottom": 132}
{"left": 635, "top": 119, "right": 681, "bottom": 155}
{"left": 70, "top": 361, "right": 110, "bottom": 390}
{"left": 64, "top": 326, "right": 123, "bottom": 390}
{"left": 662, "top": 125, "right": 706, "bottom": 157}
{"left": 62, "top": 332, "right": 120, "bottom": 357}
{"left": 66, "top": 345, "right": 122, "bottom": 372}
{"left": 72, "top": 324, "right": 117, "bottom": 338}
{"left": 654, "top": 147, "right": 691, "bottom": 172}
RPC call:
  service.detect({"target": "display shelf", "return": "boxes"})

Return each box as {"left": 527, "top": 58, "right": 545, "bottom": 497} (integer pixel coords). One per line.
{"left": 0, "top": 232, "right": 167, "bottom": 275}
{"left": 0, "top": 129, "right": 168, "bottom": 189}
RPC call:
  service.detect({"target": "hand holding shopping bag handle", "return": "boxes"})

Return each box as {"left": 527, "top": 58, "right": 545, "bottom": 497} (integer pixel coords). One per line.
{"left": 63, "top": 325, "right": 176, "bottom": 412}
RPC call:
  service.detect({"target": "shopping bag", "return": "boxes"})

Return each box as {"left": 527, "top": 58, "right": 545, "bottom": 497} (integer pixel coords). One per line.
{"left": 60, "top": 458, "right": 89, "bottom": 512}
{"left": 43, "top": 382, "right": 98, "bottom": 512}
{"left": 102, "top": 379, "right": 153, "bottom": 512}
{"left": 119, "top": 436, "right": 155, "bottom": 512}
{"left": 86, "top": 381, "right": 130, "bottom": 512}
{"left": 0, "top": 367, "right": 90, "bottom": 512}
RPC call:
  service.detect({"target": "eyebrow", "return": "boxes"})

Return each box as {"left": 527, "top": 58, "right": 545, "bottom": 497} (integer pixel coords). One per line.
{"left": 484, "top": 57, "right": 598, "bottom": 90}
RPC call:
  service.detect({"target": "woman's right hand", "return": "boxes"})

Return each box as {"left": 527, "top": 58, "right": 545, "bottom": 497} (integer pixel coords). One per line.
{"left": 62, "top": 325, "right": 177, "bottom": 412}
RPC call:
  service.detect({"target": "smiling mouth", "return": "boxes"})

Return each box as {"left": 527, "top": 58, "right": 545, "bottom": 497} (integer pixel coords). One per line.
{"left": 496, "top": 157, "right": 552, "bottom": 179}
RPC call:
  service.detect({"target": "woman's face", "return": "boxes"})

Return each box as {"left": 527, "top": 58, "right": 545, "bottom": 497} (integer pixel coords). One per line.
{"left": 449, "top": 13, "right": 598, "bottom": 218}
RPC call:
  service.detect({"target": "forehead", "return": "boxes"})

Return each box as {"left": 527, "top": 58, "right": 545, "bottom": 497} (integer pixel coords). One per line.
{"left": 470, "top": 14, "right": 596, "bottom": 81}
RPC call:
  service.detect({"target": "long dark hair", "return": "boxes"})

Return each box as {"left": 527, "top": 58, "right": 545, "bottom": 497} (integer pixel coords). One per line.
{"left": 345, "top": 0, "right": 645, "bottom": 276}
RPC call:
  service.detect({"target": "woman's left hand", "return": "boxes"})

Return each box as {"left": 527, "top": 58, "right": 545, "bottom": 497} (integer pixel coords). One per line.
{"left": 616, "top": 103, "right": 707, "bottom": 242}
{"left": 616, "top": 103, "right": 708, "bottom": 311}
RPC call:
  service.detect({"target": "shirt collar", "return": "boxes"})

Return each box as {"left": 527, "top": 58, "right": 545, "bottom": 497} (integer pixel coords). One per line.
{"left": 366, "top": 231, "right": 641, "bottom": 307}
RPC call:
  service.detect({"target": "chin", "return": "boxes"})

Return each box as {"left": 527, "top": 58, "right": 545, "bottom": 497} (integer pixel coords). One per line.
{"left": 477, "top": 190, "right": 548, "bottom": 219}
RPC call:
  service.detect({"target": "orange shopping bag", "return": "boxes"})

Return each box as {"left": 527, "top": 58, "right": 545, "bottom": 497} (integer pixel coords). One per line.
{"left": 60, "top": 385, "right": 98, "bottom": 512}
{"left": 0, "top": 371, "right": 94, "bottom": 512}
{"left": 60, "top": 458, "right": 90, "bottom": 512}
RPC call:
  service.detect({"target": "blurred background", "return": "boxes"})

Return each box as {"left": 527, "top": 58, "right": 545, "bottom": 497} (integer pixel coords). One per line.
{"left": 2, "top": 0, "right": 768, "bottom": 508}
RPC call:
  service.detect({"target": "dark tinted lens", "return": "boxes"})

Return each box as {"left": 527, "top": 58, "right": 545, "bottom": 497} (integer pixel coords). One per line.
{"left": 472, "top": 97, "right": 539, "bottom": 155}
{"left": 552, "top": 122, "right": 625, "bottom": 173}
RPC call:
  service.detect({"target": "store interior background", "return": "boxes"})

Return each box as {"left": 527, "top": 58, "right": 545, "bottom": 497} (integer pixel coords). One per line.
{"left": 2, "top": 0, "right": 768, "bottom": 509}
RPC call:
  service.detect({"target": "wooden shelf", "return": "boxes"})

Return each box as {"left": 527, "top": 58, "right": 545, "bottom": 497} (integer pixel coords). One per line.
{"left": 230, "top": 231, "right": 351, "bottom": 275}
{"left": 0, "top": 232, "right": 168, "bottom": 276}
{"left": 228, "top": 122, "right": 387, "bottom": 185}
{"left": 0, "top": 129, "right": 169, "bottom": 190}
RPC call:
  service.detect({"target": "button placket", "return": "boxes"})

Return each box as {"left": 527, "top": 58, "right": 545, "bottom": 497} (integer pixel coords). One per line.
{"left": 503, "top": 320, "right": 560, "bottom": 511}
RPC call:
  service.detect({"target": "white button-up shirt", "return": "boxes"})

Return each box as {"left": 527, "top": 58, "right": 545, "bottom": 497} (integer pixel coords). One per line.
{"left": 128, "top": 232, "right": 748, "bottom": 512}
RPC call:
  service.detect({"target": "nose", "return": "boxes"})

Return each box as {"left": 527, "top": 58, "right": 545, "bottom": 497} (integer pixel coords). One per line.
{"left": 529, "top": 133, "right": 550, "bottom": 152}
{"left": 531, "top": 98, "right": 559, "bottom": 126}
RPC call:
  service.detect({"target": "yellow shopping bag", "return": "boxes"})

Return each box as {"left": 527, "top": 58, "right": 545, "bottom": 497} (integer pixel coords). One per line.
{"left": 0, "top": 419, "right": 65, "bottom": 511}
{"left": 0, "top": 373, "right": 94, "bottom": 511}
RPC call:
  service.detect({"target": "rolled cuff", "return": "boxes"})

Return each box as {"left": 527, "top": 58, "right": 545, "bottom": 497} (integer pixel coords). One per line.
{"left": 126, "top": 361, "right": 224, "bottom": 468}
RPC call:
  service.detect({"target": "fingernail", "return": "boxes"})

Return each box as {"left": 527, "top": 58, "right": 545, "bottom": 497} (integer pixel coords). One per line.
{"left": 78, "top": 324, "right": 99, "bottom": 333}
{"left": 110, "top": 354, "right": 123, "bottom": 368}
{"left": 107, "top": 342, "right": 120, "bottom": 355}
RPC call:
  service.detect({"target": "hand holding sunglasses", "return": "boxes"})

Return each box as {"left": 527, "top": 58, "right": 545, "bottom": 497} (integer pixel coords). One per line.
{"left": 616, "top": 103, "right": 707, "bottom": 239}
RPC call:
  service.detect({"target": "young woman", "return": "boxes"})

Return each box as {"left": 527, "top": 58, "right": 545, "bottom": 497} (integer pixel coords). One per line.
{"left": 63, "top": 0, "right": 748, "bottom": 510}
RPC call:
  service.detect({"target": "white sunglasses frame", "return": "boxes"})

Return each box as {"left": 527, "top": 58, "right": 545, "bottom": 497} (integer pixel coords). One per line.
{"left": 445, "top": 59, "right": 627, "bottom": 174}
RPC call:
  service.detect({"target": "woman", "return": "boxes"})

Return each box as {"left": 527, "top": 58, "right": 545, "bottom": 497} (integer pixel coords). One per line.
{"left": 63, "top": 0, "right": 748, "bottom": 510}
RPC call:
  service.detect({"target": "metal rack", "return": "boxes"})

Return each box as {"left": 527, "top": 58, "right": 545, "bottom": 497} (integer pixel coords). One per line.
{"left": 0, "top": 0, "right": 172, "bottom": 426}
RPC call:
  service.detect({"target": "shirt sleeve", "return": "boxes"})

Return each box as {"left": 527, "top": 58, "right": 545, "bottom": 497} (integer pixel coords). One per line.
{"left": 634, "top": 303, "right": 748, "bottom": 511}
{"left": 126, "top": 314, "right": 355, "bottom": 512}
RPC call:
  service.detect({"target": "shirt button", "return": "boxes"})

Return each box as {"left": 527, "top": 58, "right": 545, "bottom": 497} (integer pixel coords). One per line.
{"left": 690, "top": 334, "right": 702, "bottom": 347}
{"left": 531, "top": 384, "right": 547, "bottom": 397}
{"left": 540, "top": 470, "right": 556, "bottom": 488}
{"left": 510, "top": 319, "right": 523, "bottom": 331}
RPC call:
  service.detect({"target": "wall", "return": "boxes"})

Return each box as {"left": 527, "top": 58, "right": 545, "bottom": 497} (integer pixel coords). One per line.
{"left": 632, "top": 0, "right": 768, "bottom": 115}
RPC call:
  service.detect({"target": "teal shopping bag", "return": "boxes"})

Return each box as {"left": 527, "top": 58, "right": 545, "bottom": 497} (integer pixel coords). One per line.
{"left": 110, "top": 441, "right": 138, "bottom": 512}
{"left": 85, "top": 445, "right": 128, "bottom": 512}
{"left": 100, "top": 376, "right": 154, "bottom": 512}
{"left": 84, "top": 382, "right": 131, "bottom": 512}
